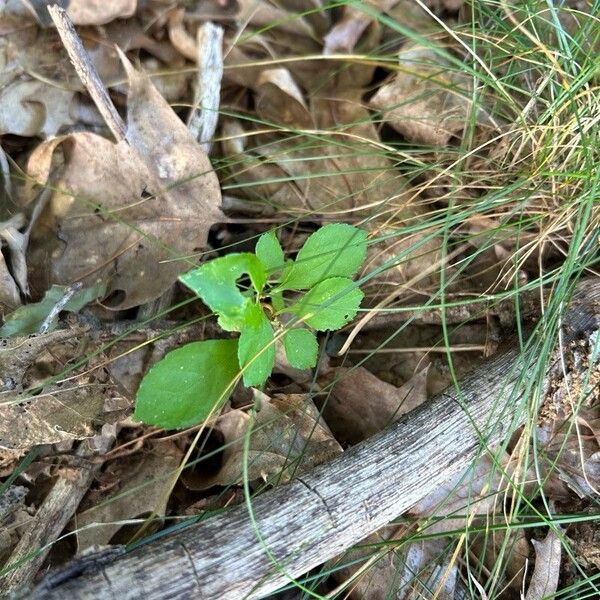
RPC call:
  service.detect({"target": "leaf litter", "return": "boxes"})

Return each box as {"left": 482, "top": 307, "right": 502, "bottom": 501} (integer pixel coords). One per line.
{"left": 0, "top": 0, "right": 598, "bottom": 597}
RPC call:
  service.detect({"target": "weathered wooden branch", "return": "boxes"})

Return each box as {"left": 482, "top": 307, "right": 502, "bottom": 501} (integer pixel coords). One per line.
{"left": 28, "top": 279, "right": 600, "bottom": 599}
{"left": 2, "top": 434, "right": 114, "bottom": 592}
{"left": 187, "top": 22, "right": 224, "bottom": 153}
{"left": 48, "top": 5, "right": 126, "bottom": 142}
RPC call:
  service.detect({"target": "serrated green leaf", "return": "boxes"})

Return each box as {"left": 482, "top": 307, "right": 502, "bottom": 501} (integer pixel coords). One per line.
{"left": 238, "top": 304, "right": 275, "bottom": 387}
{"left": 0, "top": 283, "right": 105, "bottom": 337}
{"left": 256, "top": 231, "right": 284, "bottom": 275}
{"left": 290, "top": 277, "right": 363, "bottom": 331}
{"left": 134, "top": 339, "right": 239, "bottom": 429}
{"left": 179, "top": 253, "right": 266, "bottom": 331}
{"left": 283, "top": 328, "right": 318, "bottom": 369}
{"left": 281, "top": 224, "right": 367, "bottom": 289}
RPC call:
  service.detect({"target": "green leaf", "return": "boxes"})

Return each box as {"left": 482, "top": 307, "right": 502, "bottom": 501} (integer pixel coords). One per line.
{"left": 237, "top": 304, "right": 275, "bottom": 387}
{"left": 271, "top": 290, "right": 285, "bottom": 312}
{"left": 256, "top": 231, "right": 284, "bottom": 275}
{"left": 134, "top": 339, "right": 239, "bottom": 429}
{"left": 0, "top": 283, "right": 105, "bottom": 337}
{"left": 281, "top": 224, "right": 367, "bottom": 289}
{"left": 179, "top": 253, "right": 267, "bottom": 331}
{"left": 290, "top": 277, "right": 364, "bottom": 331}
{"left": 283, "top": 328, "right": 319, "bottom": 369}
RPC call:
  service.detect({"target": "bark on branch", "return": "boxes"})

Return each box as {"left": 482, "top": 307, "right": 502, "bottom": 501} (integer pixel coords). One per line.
{"left": 28, "top": 280, "right": 600, "bottom": 599}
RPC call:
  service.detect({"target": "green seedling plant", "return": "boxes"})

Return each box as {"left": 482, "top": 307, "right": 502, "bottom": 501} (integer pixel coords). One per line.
{"left": 134, "top": 224, "right": 368, "bottom": 429}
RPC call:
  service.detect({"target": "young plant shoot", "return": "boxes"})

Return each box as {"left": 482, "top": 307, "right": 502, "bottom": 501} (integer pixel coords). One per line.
{"left": 134, "top": 224, "right": 368, "bottom": 429}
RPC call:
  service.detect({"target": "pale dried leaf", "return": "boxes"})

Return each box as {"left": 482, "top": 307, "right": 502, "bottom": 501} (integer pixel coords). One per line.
{"left": 323, "top": 2, "right": 400, "bottom": 55}
{"left": 75, "top": 443, "right": 182, "bottom": 551}
{"left": 0, "top": 81, "right": 75, "bottom": 138}
{"left": 525, "top": 530, "right": 562, "bottom": 600}
{"left": 0, "top": 216, "right": 29, "bottom": 297}
{"left": 66, "top": 0, "right": 137, "bottom": 26}
{"left": 0, "top": 253, "right": 21, "bottom": 311}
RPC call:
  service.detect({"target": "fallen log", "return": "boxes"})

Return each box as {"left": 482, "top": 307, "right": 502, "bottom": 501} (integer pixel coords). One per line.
{"left": 28, "top": 279, "right": 600, "bottom": 599}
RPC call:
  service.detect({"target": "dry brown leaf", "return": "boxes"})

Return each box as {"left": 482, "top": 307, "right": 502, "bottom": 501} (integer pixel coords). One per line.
{"left": 0, "top": 329, "right": 127, "bottom": 450}
{"left": 255, "top": 68, "right": 312, "bottom": 129}
{"left": 318, "top": 365, "right": 429, "bottom": 445}
{"left": 0, "top": 80, "right": 75, "bottom": 138}
{"left": 369, "top": 42, "right": 488, "bottom": 145}
{"left": 66, "top": 0, "right": 137, "bottom": 26}
{"left": 26, "top": 59, "right": 222, "bottom": 309}
{"left": 75, "top": 442, "right": 182, "bottom": 551}
{"left": 182, "top": 392, "right": 342, "bottom": 490}
{"left": 525, "top": 530, "right": 562, "bottom": 600}
{"left": 323, "top": 1, "right": 399, "bottom": 54}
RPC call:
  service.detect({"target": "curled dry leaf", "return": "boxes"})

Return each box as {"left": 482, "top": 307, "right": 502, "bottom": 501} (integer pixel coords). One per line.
{"left": 369, "top": 42, "right": 489, "bottom": 146}
{"left": 323, "top": 1, "right": 400, "bottom": 54}
{"left": 318, "top": 365, "right": 429, "bottom": 445}
{"left": 255, "top": 68, "right": 312, "bottom": 129}
{"left": 0, "top": 22, "right": 76, "bottom": 139}
{"left": 182, "top": 392, "right": 342, "bottom": 490}
{"left": 0, "top": 329, "right": 126, "bottom": 450}
{"left": 26, "top": 60, "right": 222, "bottom": 309}
{"left": 75, "top": 442, "right": 183, "bottom": 551}
{"left": 0, "top": 254, "right": 21, "bottom": 311}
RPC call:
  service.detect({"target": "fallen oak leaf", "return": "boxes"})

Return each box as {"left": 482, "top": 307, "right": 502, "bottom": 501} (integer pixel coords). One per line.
{"left": 26, "top": 55, "right": 223, "bottom": 309}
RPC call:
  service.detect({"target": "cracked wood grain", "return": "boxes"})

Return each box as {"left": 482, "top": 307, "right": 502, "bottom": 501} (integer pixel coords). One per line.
{"left": 26, "top": 279, "right": 600, "bottom": 600}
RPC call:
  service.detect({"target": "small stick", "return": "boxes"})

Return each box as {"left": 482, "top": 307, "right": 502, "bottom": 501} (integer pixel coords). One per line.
{"left": 47, "top": 5, "right": 126, "bottom": 142}
{"left": 187, "top": 22, "right": 224, "bottom": 153}
{"left": 38, "top": 282, "right": 83, "bottom": 335}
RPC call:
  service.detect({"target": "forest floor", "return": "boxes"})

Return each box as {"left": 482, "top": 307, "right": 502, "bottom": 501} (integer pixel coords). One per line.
{"left": 0, "top": 1, "right": 599, "bottom": 599}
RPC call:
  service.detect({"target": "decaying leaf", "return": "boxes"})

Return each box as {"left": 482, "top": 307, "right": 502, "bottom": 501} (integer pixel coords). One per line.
{"left": 75, "top": 442, "right": 182, "bottom": 551}
{"left": 182, "top": 392, "right": 342, "bottom": 490}
{"left": 369, "top": 42, "right": 490, "bottom": 145}
{"left": 26, "top": 59, "right": 223, "bottom": 309}
{"left": 255, "top": 68, "right": 312, "bottom": 129}
{"left": 318, "top": 365, "right": 429, "bottom": 445}
{"left": 65, "top": 0, "right": 137, "bottom": 26}
{"left": 0, "top": 329, "right": 126, "bottom": 450}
